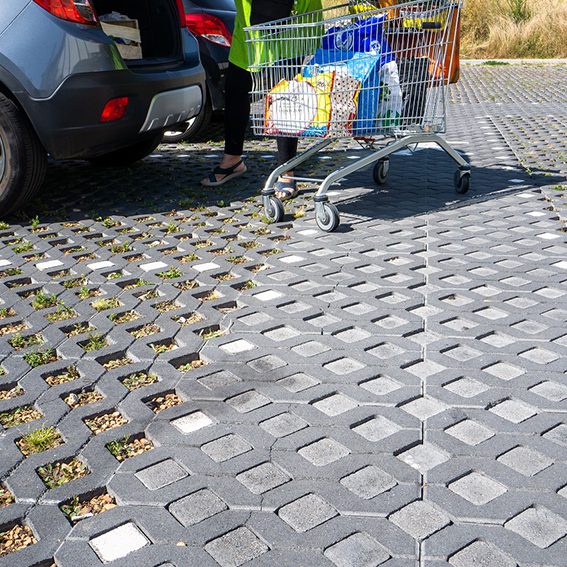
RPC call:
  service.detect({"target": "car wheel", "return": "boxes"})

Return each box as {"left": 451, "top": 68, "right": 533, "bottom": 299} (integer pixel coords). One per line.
{"left": 89, "top": 133, "right": 163, "bottom": 167}
{"left": 0, "top": 93, "right": 47, "bottom": 217}
{"left": 162, "top": 95, "right": 213, "bottom": 143}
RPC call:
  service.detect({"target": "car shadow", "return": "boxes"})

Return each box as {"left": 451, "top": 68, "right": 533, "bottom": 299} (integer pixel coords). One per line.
{"left": 12, "top": 141, "right": 564, "bottom": 227}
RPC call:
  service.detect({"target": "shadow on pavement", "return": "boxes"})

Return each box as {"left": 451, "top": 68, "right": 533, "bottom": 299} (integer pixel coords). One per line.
{"left": 12, "top": 142, "right": 564, "bottom": 227}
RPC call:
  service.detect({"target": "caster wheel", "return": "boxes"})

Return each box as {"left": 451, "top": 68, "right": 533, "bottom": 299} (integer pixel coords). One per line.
{"left": 454, "top": 170, "right": 470, "bottom": 194}
{"left": 264, "top": 195, "right": 284, "bottom": 222}
{"left": 373, "top": 158, "right": 389, "bottom": 185}
{"left": 315, "top": 202, "right": 340, "bottom": 232}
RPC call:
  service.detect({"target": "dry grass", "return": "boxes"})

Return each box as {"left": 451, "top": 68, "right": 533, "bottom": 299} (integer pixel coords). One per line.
{"left": 461, "top": 0, "right": 567, "bottom": 58}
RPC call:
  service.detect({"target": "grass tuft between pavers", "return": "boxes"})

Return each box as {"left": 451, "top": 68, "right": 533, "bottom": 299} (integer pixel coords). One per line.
{"left": 106, "top": 435, "right": 154, "bottom": 462}
{"left": 17, "top": 426, "right": 62, "bottom": 456}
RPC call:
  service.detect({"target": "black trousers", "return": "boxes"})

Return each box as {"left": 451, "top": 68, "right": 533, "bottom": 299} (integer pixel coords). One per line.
{"left": 224, "top": 62, "right": 298, "bottom": 167}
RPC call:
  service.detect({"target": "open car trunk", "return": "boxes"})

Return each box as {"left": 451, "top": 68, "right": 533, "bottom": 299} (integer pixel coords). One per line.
{"left": 93, "top": 0, "right": 182, "bottom": 68}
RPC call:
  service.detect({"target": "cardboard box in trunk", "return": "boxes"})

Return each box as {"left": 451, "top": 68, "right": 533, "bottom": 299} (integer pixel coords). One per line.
{"left": 100, "top": 18, "right": 142, "bottom": 60}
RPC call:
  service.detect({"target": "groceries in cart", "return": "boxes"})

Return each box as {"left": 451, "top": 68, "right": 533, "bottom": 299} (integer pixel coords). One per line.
{"left": 264, "top": 13, "right": 404, "bottom": 138}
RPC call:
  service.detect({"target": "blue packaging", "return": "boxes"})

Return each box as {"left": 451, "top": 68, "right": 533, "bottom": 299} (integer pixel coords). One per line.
{"left": 303, "top": 14, "right": 395, "bottom": 134}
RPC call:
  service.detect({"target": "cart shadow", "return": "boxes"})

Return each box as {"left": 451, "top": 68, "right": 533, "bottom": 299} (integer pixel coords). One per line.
{"left": 12, "top": 144, "right": 563, "bottom": 226}
{"left": 323, "top": 147, "right": 565, "bottom": 226}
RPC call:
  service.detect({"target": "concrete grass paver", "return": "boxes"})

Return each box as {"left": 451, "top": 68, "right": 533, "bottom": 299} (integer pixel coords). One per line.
{"left": 0, "top": 63, "right": 566, "bottom": 566}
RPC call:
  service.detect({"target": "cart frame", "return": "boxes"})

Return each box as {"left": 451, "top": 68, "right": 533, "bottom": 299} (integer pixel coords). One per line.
{"left": 245, "top": 0, "right": 470, "bottom": 231}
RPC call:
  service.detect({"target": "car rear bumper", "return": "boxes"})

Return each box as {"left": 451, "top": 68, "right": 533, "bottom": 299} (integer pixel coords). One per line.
{"left": 26, "top": 63, "right": 204, "bottom": 160}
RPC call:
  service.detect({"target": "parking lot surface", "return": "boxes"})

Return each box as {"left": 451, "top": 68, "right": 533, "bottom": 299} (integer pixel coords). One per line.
{"left": 0, "top": 63, "right": 566, "bottom": 567}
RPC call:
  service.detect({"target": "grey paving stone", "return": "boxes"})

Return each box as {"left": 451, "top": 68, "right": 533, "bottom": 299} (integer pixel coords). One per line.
{"left": 445, "top": 420, "right": 495, "bottom": 446}
{"left": 299, "top": 438, "right": 351, "bottom": 466}
{"left": 489, "top": 400, "right": 538, "bottom": 423}
{"left": 504, "top": 506, "right": 567, "bottom": 548}
{"left": 135, "top": 459, "right": 188, "bottom": 490}
{"left": 483, "top": 362, "right": 525, "bottom": 381}
{"left": 226, "top": 390, "right": 271, "bottom": 413}
{"left": 324, "top": 532, "right": 391, "bottom": 567}
{"left": 497, "top": 446, "right": 554, "bottom": 477}
{"left": 313, "top": 393, "right": 358, "bottom": 416}
{"left": 405, "top": 360, "right": 447, "bottom": 379}
{"left": 353, "top": 416, "right": 403, "bottom": 442}
{"left": 340, "top": 466, "right": 397, "bottom": 499}
{"left": 324, "top": 357, "right": 366, "bottom": 375}
{"left": 449, "top": 472, "right": 508, "bottom": 505}
{"left": 248, "top": 354, "right": 287, "bottom": 372}
{"left": 292, "top": 340, "right": 331, "bottom": 357}
{"left": 277, "top": 373, "right": 319, "bottom": 392}
{"left": 360, "top": 376, "right": 402, "bottom": 396}
{"left": 205, "top": 527, "right": 269, "bottom": 567}
{"left": 543, "top": 423, "right": 567, "bottom": 447}
{"left": 236, "top": 462, "right": 291, "bottom": 494}
{"left": 443, "top": 378, "right": 489, "bottom": 398}
{"left": 201, "top": 434, "right": 253, "bottom": 463}
{"left": 401, "top": 397, "right": 448, "bottom": 420}
{"left": 169, "top": 488, "right": 227, "bottom": 526}
{"left": 530, "top": 381, "right": 567, "bottom": 402}
{"left": 449, "top": 540, "right": 517, "bottom": 567}
{"left": 278, "top": 493, "right": 338, "bottom": 532}
{"left": 260, "top": 412, "right": 309, "bottom": 438}
{"left": 198, "top": 370, "right": 241, "bottom": 390}
{"left": 390, "top": 501, "right": 450, "bottom": 540}
{"left": 397, "top": 443, "right": 450, "bottom": 473}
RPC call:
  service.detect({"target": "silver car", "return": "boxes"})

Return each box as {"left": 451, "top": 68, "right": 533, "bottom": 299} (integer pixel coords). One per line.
{"left": 0, "top": 0, "right": 205, "bottom": 215}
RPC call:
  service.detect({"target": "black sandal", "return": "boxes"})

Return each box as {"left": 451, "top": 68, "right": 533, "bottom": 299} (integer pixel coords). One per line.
{"left": 201, "top": 160, "right": 247, "bottom": 187}
{"left": 274, "top": 179, "right": 298, "bottom": 201}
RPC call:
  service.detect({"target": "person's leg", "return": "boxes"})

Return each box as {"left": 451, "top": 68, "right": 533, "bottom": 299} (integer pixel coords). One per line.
{"left": 277, "top": 137, "right": 298, "bottom": 167}
{"left": 275, "top": 136, "right": 299, "bottom": 199}
{"left": 202, "top": 63, "right": 250, "bottom": 185}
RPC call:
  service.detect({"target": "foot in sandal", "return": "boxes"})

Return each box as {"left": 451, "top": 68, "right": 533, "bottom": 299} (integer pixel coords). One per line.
{"left": 274, "top": 174, "right": 298, "bottom": 201}
{"left": 201, "top": 157, "right": 247, "bottom": 187}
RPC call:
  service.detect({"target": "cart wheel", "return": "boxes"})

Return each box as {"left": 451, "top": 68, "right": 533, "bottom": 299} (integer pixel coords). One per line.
{"left": 373, "top": 158, "right": 390, "bottom": 185}
{"left": 264, "top": 195, "right": 284, "bottom": 222}
{"left": 454, "top": 170, "right": 470, "bottom": 194}
{"left": 315, "top": 202, "right": 340, "bottom": 232}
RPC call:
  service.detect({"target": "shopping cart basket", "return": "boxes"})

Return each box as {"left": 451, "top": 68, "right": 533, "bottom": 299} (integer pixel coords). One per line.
{"left": 245, "top": 0, "right": 470, "bottom": 231}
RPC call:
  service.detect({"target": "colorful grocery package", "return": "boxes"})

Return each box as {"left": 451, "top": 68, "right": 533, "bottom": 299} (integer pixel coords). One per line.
{"left": 265, "top": 73, "right": 334, "bottom": 136}
{"left": 264, "top": 14, "right": 403, "bottom": 137}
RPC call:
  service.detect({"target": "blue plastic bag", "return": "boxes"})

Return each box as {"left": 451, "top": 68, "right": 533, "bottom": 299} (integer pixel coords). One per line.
{"left": 303, "top": 14, "right": 395, "bottom": 134}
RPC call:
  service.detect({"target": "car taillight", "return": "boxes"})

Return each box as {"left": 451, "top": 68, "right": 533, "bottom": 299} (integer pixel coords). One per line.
{"left": 33, "top": 0, "right": 98, "bottom": 25}
{"left": 100, "top": 97, "right": 129, "bottom": 123}
{"left": 185, "top": 14, "right": 232, "bottom": 48}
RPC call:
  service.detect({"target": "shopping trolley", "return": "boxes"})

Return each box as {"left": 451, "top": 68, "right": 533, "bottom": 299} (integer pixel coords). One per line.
{"left": 245, "top": 0, "right": 470, "bottom": 231}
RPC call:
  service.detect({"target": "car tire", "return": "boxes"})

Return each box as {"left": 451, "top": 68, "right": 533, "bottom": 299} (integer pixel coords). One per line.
{"left": 89, "top": 133, "right": 163, "bottom": 167}
{"left": 0, "top": 93, "right": 47, "bottom": 217}
{"left": 162, "top": 95, "right": 213, "bottom": 143}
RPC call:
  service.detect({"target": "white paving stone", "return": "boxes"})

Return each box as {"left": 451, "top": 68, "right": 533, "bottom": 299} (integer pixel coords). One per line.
{"left": 172, "top": 411, "right": 214, "bottom": 433}
{"left": 140, "top": 261, "right": 168, "bottom": 272}
{"left": 89, "top": 522, "right": 149, "bottom": 562}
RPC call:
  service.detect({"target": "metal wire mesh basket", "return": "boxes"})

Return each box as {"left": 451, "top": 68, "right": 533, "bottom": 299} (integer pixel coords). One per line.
{"left": 246, "top": 0, "right": 462, "bottom": 139}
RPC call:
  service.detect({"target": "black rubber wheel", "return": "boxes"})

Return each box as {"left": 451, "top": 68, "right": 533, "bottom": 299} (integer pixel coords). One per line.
{"left": 264, "top": 195, "right": 284, "bottom": 223}
{"left": 316, "top": 201, "right": 340, "bottom": 232}
{"left": 373, "top": 158, "right": 389, "bottom": 185}
{"left": 89, "top": 133, "right": 163, "bottom": 167}
{"left": 454, "top": 170, "right": 470, "bottom": 194}
{"left": 162, "top": 95, "right": 213, "bottom": 143}
{"left": 0, "top": 93, "right": 47, "bottom": 217}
